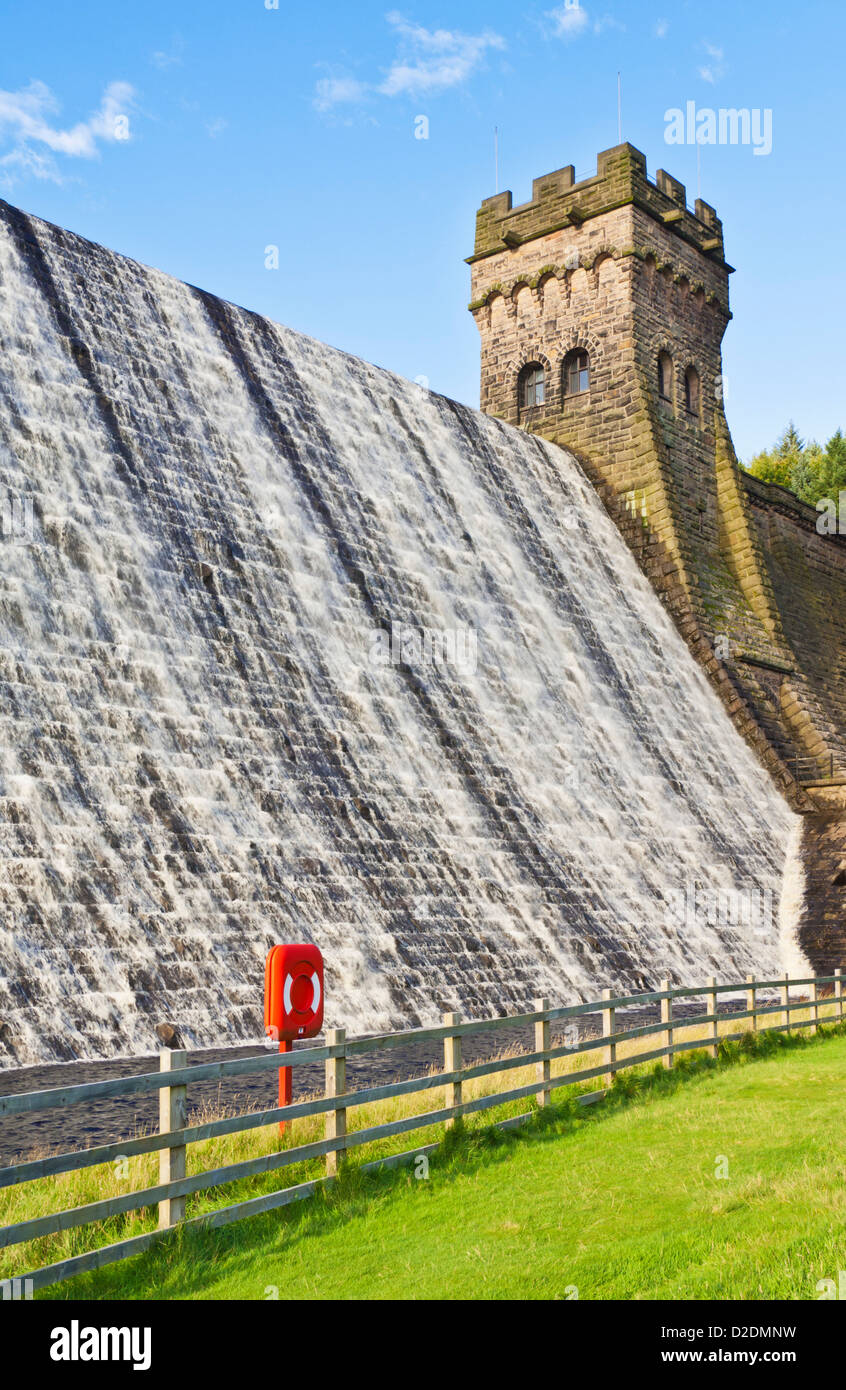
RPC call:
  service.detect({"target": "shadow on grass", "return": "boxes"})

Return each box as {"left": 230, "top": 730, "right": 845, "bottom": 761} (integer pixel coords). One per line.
{"left": 43, "top": 1021, "right": 846, "bottom": 1301}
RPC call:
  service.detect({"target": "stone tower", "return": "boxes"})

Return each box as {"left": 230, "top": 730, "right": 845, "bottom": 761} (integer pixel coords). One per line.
{"left": 469, "top": 143, "right": 727, "bottom": 470}
{"left": 468, "top": 142, "right": 846, "bottom": 970}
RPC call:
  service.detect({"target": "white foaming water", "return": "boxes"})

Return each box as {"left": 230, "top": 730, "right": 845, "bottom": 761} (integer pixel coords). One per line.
{"left": 0, "top": 202, "right": 796, "bottom": 1065}
{"left": 778, "top": 820, "right": 813, "bottom": 978}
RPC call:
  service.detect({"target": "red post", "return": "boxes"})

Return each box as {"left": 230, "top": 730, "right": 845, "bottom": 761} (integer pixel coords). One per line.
{"left": 265, "top": 943, "right": 324, "bottom": 1136}
{"left": 278, "top": 1038, "right": 292, "bottom": 1135}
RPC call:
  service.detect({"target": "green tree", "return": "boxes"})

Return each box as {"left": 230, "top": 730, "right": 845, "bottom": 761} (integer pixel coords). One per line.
{"left": 820, "top": 429, "right": 846, "bottom": 500}
{"left": 745, "top": 422, "right": 844, "bottom": 509}
{"left": 790, "top": 440, "right": 824, "bottom": 506}
{"left": 746, "top": 422, "right": 803, "bottom": 489}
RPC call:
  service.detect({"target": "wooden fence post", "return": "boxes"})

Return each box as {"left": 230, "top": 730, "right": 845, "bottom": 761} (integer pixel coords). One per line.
{"left": 601, "top": 989, "right": 616, "bottom": 1089}
{"left": 809, "top": 978, "right": 818, "bottom": 1036}
{"left": 158, "top": 1049, "right": 188, "bottom": 1231}
{"left": 534, "top": 997, "right": 551, "bottom": 1107}
{"left": 661, "top": 979, "right": 673, "bottom": 1069}
{"left": 746, "top": 975, "right": 757, "bottom": 1034}
{"left": 707, "top": 977, "right": 719, "bottom": 1059}
{"left": 443, "top": 1012, "right": 462, "bottom": 1129}
{"left": 836, "top": 969, "right": 843, "bottom": 1026}
{"left": 780, "top": 974, "right": 790, "bottom": 1033}
{"left": 744, "top": 973, "right": 761, "bottom": 1039}
{"left": 325, "top": 1028, "right": 346, "bottom": 1177}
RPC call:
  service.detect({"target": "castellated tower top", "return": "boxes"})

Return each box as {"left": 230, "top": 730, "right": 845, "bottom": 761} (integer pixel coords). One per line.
{"left": 468, "top": 142, "right": 727, "bottom": 269}
{"left": 467, "top": 141, "right": 733, "bottom": 443}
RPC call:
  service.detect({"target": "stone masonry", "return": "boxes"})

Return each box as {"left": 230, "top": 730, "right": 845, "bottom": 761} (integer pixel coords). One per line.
{"left": 468, "top": 143, "right": 846, "bottom": 969}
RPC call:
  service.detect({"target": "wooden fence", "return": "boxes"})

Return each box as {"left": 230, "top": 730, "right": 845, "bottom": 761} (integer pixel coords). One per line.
{"left": 1, "top": 970, "right": 843, "bottom": 1293}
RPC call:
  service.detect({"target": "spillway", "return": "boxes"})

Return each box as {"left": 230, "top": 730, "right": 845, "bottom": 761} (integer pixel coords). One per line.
{"left": 0, "top": 200, "right": 797, "bottom": 1066}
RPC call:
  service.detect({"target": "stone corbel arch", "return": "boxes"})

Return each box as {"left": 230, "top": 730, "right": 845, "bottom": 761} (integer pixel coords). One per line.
{"left": 474, "top": 284, "right": 507, "bottom": 331}
{"left": 584, "top": 244, "right": 617, "bottom": 269}
{"left": 531, "top": 264, "right": 560, "bottom": 289}
{"left": 586, "top": 245, "right": 619, "bottom": 292}
{"left": 510, "top": 279, "right": 534, "bottom": 321}
{"left": 535, "top": 268, "right": 562, "bottom": 317}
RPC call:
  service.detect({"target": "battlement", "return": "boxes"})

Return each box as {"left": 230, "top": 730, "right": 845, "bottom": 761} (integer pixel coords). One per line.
{"left": 468, "top": 142, "right": 727, "bottom": 266}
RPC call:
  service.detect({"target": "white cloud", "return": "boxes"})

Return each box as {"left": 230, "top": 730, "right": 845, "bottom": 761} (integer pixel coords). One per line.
{"left": 152, "top": 48, "right": 183, "bottom": 70}
{"left": 313, "top": 76, "right": 369, "bottom": 112}
{"left": 0, "top": 144, "right": 65, "bottom": 188}
{"left": 0, "top": 79, "right": 135, "bottom": 177}
{"left": 699, "top": 41, "right": 726, "bottom": 84}
{"left": 546, "top": 3, "right": 590, "bottom": 39}
{"left": 655, "top": 19, "right": 669, "bottom": 38}
{"left": 378, "top": 13, "right": 505, "bottom": 96}
{"left": 206, "top": 117, "right": 228, "bottom": 139}
{"left": 313, "top": 12, "right": 504, "bottom": 110}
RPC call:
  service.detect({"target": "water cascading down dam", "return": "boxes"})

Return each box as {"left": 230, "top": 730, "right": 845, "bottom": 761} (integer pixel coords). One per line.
{"left": 0, "top": 200, "right": 799, "bottom": 1067}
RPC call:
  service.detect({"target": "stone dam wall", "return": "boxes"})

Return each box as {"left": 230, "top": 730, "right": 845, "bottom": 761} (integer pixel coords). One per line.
{"left": 0, "top": 199, "right": 799, "bottom": 1065}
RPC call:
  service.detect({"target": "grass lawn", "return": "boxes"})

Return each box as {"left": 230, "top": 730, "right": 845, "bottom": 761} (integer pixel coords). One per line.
{"left": 39, "top": 1028, "right": 846, "bottom": 1301}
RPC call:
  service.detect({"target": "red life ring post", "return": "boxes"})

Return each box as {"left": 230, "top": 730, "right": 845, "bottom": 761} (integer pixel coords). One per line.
{"left": 264, "top": 944, "right": 325, "bottom": 1136}
{"left": 278, "top": 1037, "right": 292, "bottom": 1131}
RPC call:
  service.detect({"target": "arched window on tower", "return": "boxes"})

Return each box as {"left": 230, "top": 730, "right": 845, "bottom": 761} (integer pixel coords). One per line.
{"left": 658, "top": 352, "right": 673, "bottom": 402}
{"left": 519, "top": 362, "right": 545, "bottom": 409}
{"left": 684, "top": 365, "right": 700, "bottom": 417}
{"left": 563, "top": 349, "right": 590, "bottom": 397}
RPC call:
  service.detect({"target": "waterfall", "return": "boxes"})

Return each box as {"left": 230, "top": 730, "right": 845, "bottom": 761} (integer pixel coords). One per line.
{"left": 0, "top": 200, "right": 796, "bottom": 1065}
{"left": 778, "top": 819, "right": 813, "bottom": 979}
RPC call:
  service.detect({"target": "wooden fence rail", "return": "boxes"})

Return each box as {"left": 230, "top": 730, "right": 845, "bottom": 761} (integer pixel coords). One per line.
{"left": 1, "top": 970, "right": 842, "bottom": 1293}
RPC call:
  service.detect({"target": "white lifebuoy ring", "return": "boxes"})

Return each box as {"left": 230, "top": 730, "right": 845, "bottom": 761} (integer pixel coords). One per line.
{"left": 283, "top": 969, "right": 321, "bottom": 1017}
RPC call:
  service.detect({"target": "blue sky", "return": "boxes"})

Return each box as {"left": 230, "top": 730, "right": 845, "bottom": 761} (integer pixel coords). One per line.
{"left": 1, "top": 0, "right": 843, "bottom": 459}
